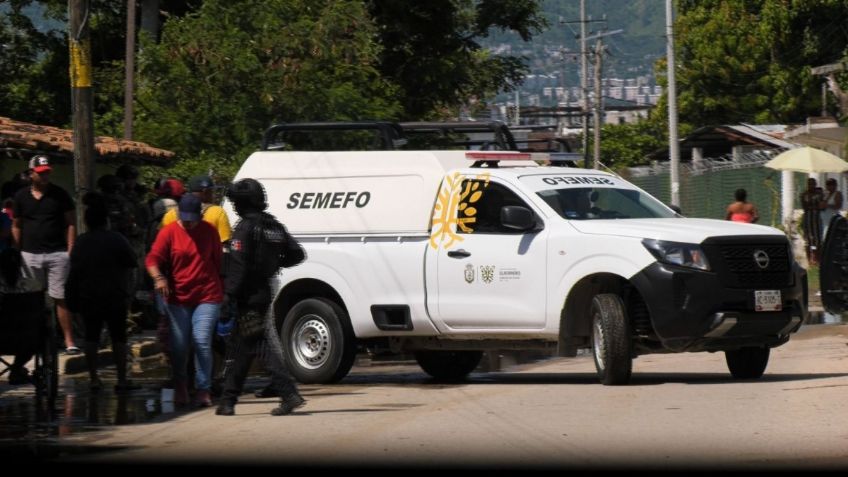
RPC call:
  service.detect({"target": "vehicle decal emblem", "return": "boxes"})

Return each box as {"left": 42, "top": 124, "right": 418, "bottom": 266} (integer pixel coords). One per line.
{"left": 464, "top": 264, "right": 475, "bottom": 284}
{"left": 429, "top": 172, "right": 490, "bottom": 250}
{"left": 480, "top": 265, "right": 495, "bottom": 284}
{"left": 753, "top": 250, "right": 769, "bottom": 269}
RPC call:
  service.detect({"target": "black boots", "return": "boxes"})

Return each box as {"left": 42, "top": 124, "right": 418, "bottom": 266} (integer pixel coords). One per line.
{"left": 270, "top": 394, "right": 305, "bottom": 416}
{"left": 215, "top": 401, "right": 235, "bottom": 416}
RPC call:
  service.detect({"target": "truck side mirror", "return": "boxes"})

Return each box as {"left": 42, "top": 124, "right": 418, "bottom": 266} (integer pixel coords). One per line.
{"left": 501, "top": 206, "right": 536, "bottom": 232}
{"left": 669, "top": 204, "right": 682, "bottom": 215}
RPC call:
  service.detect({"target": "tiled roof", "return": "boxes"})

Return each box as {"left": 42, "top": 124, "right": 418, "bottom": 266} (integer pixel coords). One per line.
{"left": 0, "top": 116, "right": 174, "bottom": 164}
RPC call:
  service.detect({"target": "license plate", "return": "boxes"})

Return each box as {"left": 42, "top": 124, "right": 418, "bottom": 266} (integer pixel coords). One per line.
{"left": 755, "top": 290, "right": 781, "bottom": 312}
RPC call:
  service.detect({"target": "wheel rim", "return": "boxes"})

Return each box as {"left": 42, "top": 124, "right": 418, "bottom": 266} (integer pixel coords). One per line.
{"left": 290, "top": 314, "right": 332, "bottom": 370}
{"left": 592, "top": 311, "right": 606, "bottom": 371}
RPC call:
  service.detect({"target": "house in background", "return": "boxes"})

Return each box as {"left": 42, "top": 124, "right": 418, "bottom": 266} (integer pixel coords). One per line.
{"left": 0, "top": 115, "right": 174, "bottom": 199}
{"left": 783, "top": 116, "right": 847, "bottom": 158}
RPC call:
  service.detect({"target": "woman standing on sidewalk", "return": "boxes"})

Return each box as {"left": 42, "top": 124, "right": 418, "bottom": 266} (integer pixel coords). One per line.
{"left": 725, "top": 188, "right": 759, "bottom": 223}
{"left": 146, "top": 194, "right": 223, "bottom": 407}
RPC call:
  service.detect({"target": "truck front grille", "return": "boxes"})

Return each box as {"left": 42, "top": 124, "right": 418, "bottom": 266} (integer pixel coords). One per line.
{"left": 705, "top": 238, "right": 793, "bottom": 289}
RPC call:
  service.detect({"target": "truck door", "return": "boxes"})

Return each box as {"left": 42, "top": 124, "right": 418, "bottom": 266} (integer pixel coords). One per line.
{"left": 431, "top": 178, "right": 547, "bottom": 329}
{"left": 821, "top": 215, "right": 848, "bottom": 313}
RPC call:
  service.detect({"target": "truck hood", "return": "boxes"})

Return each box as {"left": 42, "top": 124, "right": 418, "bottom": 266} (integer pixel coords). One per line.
{"left": 568, "top": 218, "right": 784, "bottom": 244}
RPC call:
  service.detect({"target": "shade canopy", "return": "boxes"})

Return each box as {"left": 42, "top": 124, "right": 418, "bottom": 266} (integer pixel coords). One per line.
{"left": 764, "top": 146, "right": 848, "bottom": 173}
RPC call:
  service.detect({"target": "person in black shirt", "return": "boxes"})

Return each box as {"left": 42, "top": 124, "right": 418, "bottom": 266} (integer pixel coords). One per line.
{"left": 65, "top": 193, "right": 140, "bottom": 392}
{"left": 11, "top": 155, "right": 79, "bottom": 355}
{"left": 216, "top": 178, "right": 306, "bottom": 416}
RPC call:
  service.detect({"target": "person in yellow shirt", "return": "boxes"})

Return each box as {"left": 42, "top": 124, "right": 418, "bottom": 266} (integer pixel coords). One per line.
{"left": 161, "top": 175, "right": 231, "bottom": 244}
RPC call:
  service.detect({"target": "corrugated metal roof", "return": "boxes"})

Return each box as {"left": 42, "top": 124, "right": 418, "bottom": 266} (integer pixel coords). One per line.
{"left": 725, "top": 124, "right": 796, "bottom": 149}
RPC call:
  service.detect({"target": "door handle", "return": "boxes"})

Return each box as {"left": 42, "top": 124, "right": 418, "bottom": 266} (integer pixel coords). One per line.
{"left": 447, "top": 249, "right": 471, "bottom": 258}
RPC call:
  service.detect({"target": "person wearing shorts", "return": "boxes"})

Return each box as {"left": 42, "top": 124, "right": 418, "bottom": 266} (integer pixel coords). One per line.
{"left": 12, "top": 155, "right": 79, "bottom": 354}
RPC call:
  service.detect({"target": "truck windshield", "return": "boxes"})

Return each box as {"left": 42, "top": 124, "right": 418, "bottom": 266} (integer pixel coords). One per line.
{"left": 537, "top": 187, "right": 677, "bottom": 220}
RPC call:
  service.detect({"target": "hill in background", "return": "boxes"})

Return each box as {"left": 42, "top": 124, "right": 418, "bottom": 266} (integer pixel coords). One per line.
{"left": 484, "top": 0, "right": 666, "bottom": 104}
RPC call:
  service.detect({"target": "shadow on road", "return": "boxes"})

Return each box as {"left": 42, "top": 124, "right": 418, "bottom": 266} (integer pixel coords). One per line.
{"left": 333, "top": 371, "right": 848, "bottom": 387}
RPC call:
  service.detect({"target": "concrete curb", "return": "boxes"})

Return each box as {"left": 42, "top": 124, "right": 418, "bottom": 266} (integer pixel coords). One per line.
{"left": 60, "top": 332, "right": 163, "bottom": 375}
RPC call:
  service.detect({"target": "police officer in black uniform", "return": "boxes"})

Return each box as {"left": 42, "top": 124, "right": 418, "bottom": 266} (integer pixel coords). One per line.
{"left": 216, "top": 178, "right": 306, "bottom": 416}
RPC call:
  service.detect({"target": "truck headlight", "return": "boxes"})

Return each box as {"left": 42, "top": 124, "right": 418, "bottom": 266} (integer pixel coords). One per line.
{"left": 642, "top": 239, "right": 710, "bottom": 271}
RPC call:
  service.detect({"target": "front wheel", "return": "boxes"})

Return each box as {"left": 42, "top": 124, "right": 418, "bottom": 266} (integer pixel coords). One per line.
{"left": 281, "top": 298, "right": 356, "bottom": 384}
{"left": 725, "top": 347, "right": 770, "bottom": 379}
{"left": 591, "top": 293, "right": 633, "bottom": 385}
{"left": 414, "top": 350, "right": 483, "bottom": 382}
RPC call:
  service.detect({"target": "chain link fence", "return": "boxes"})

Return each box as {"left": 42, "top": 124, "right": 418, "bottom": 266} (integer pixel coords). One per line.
{"left": 625, "top": 151, "right": 810, "bottom": 228}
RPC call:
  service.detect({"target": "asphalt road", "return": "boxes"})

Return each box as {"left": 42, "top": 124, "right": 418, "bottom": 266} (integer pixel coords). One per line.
{"left": 41, "top": 324, "right": 848, "bottom": 470}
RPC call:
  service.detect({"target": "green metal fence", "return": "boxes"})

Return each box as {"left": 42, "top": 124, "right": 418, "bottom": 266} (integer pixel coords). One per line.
{"left": 626, "top": 152, "right": 808, "bottom": 228}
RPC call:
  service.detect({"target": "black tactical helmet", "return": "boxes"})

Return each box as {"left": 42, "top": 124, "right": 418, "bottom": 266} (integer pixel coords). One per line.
{"left": 116, "top": 164, "right": 139, "bottom": 180}
{"left": 226, "top": 178, "right": 267, "bottom": 210}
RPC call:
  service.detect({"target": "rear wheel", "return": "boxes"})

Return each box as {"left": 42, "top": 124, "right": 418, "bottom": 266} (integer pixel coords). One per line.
{"left": 725, "top": 347, "right": 770, "bottom": 379}
{"left": 414, "top": 350, "right": 483, "bottom": 382}
{"left": 591, "top": 294, "right": 633, "bottom": 385}
{"left": 282, "top": 298, "right": 356, "bottom": 384}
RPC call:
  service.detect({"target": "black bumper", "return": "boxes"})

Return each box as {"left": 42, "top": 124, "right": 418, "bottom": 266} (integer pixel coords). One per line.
{"left": 630, "top": 262, "right": 807, "bottom": 352}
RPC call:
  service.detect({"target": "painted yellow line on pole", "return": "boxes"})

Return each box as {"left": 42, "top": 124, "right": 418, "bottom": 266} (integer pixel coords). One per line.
{"left": 69, "top": 39, "right": 92, "bottom": 88}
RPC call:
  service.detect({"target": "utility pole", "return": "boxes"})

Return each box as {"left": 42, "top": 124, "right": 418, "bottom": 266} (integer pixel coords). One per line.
{"left": 584, "top": 27, "right": 621, "bottom": 170}
{"left": 666, "top": 0, "right": 681, "bottom": 207}
{"left": 124, "top": 0, "right": 135, "bottom": 139}
{"left": 561, "top": 3, "right": 608, "bottom": 168}
{"left": 593, "top": 37, "right": 603, "bottom": 170}
{"left": 69, "top": 0, "right": 95, "bottom": 233}
{"left": 515, "top": 90, "right": 520, "bottom": 126}
{"left": 580, "top": 0, "right": 589, "bottom": 168}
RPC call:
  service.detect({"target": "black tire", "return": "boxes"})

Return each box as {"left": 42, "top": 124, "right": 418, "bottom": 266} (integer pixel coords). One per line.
{"left": 591, "top": 293, "right": 633, "bottom": 385}
{"left": 281, "top": 298, "right": 356, "bottom": 384}
{"left": 414, "top": 350, "right": 483, "bottom": 382}
{"left": 725, "top": 347, "right": 770, "bottom": 379}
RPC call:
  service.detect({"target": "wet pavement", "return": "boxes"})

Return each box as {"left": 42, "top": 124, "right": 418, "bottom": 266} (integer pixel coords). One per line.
{"left": 0, "top": 363, "right": 278, "bottom": 461}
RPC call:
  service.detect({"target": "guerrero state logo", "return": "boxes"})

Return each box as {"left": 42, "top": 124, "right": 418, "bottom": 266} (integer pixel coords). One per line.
{"left": 480, "top": 265, "right": 495, "bottom": 284}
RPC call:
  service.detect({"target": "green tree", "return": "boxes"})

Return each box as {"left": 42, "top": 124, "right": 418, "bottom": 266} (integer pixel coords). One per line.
{"left": 135, "top": 0, "right": 402, "bottom": 178}
{"left": 0, "top": 0, "right": 210, "bottom": 131}
{"left": 596, "top": 118, "right": 668, "bottom": 169}
{"left": 2, "top": 0, "right": 546, "bottom": 181}
{"left": 672, "top": 0, "right": 848, "bottom": 125}
{"left": 0, "top": 1, "right": 71, "bottom": 126}
{"left": 368, "top": 0, "right": 546, "bottom": 119}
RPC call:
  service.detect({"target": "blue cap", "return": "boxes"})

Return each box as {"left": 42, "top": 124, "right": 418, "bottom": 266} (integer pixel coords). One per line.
{"left": 178, "top": 194, "right": 202, "bottom": 222}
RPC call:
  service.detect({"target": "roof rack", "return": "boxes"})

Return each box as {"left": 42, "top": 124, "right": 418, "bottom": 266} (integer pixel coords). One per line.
{"left": 262, "top": 122, "right": 405, "bottom": 151}
{"left": 399, "top": 121, "right": 518, "bottom": 151}
{"left": 258, "top": 121, "right": 576, "bottom": 156}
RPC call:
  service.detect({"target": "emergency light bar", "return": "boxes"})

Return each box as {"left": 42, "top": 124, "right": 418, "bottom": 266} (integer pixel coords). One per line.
{"left": 465, "top": 151, "right": 550, "bottom": 162}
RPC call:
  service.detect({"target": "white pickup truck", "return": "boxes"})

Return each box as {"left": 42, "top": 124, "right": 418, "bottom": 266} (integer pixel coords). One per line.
{"left": 225, "top": 129, "right": 807, "bottom": 385}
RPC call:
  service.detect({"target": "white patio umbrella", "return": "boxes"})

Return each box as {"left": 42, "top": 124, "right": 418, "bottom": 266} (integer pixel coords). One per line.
{"left": 764, "top": 146, "right": 848, "bottom": 173}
